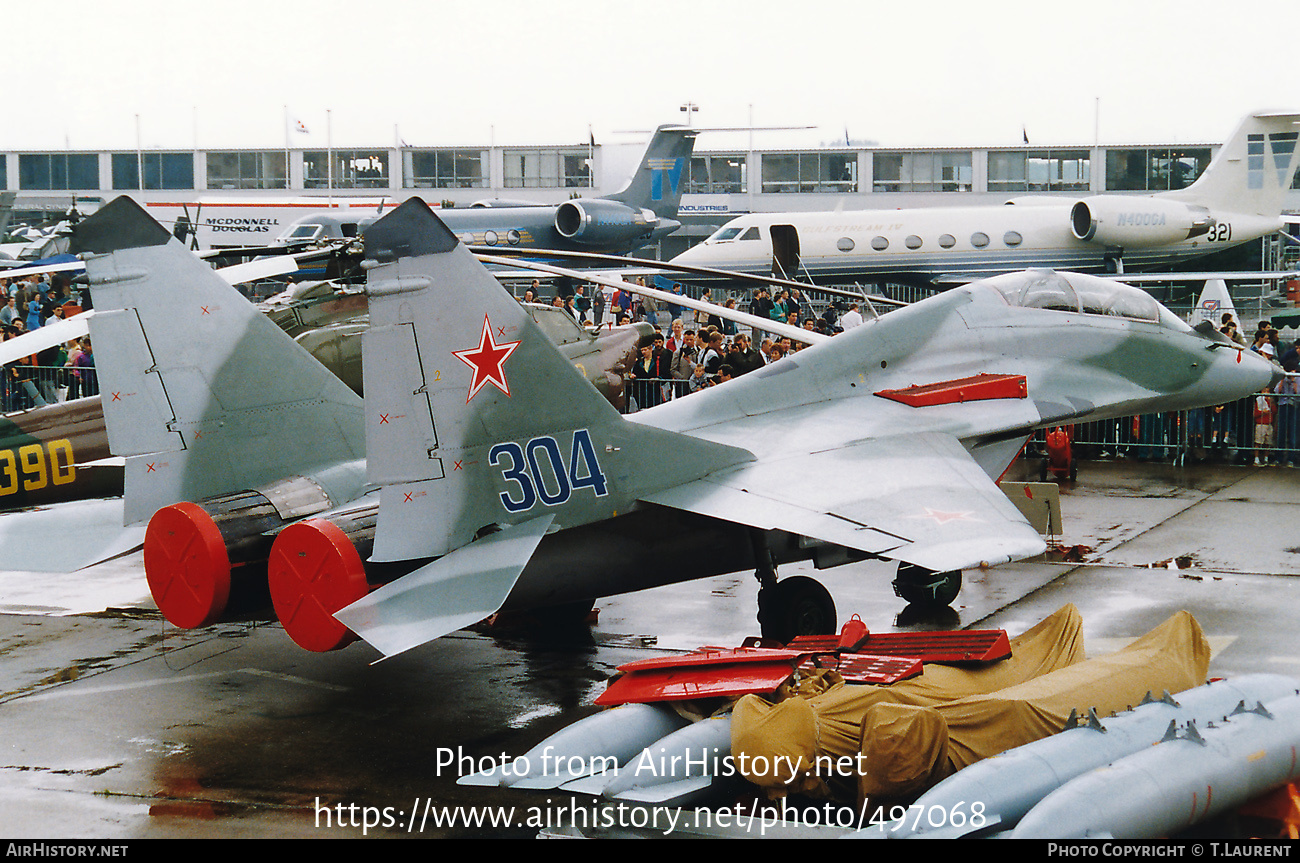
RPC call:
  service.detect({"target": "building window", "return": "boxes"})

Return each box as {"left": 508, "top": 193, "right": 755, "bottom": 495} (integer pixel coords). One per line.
{"left": 18, "top": 153, "right": 99, "bottom": 190}
{"left": 761, "top": 152, "right": 857, "bottom": 193}
{"left": 988, "top": 150, "right": 1090, "bottom": 192}
{"left": 1105, "top": 148, "right": 1210, "bottom": 191}
{"left": 686, "top": 154, "right": 746, "bottom": 193}
{"left": 873, "top": 151, "right": 972, "bottom": 192}
{"left": 502, "top": 148, "right": 591, "bottom": 188}
{"left": 303, "top": 150, "right": 390, "bottom": 189}
{"left": 111, "top": 153, "right": 195, "bottom": 190}
{"left": 404, "top": 149, "right": 487, "bottom": 189}
{"left": 206, "top": 152, "right": 287, "bottom": 189}
{"left": 0, "top": 155, "right": 5, "bottom": 189}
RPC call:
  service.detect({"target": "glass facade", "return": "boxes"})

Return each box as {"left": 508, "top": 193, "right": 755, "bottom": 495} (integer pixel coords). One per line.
{"left": 111, "top": 153, "right": 195, "bottom": 190}
{"left": 18, "top": 153, "right": 99, "bottom": 190}
{"left": 761, "top": 152, "right": 857, "bottom": 193}
{"left": 303, "top": 150, "right": 390, "bottom": 189}
{"left": 1104, "top": 148, "right": 1210, "bottom": 191}
{"left": 873, "top": 151, "right": 972, "bottom": 192}
{"left": 404, "top": 149, "right": 487, "bottom": 189}
{"left": 502, "top": 148, "right": 591, "bottom": 188}
{"left": 206, "top": 152, "right": 288, "bottom": 189}
{"left": 686, "top": 154, "right": 746, "bottom": 193}
{"left": 988, "top": 150, "right": 1090, "bottom": 192}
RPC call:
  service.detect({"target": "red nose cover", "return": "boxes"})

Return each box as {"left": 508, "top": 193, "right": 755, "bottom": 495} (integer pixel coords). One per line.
{"left": 144, "top": 502, "right": 231, "bottom": 628}
{"left": 268, "top": 518, "right": 369, "bottom": 652}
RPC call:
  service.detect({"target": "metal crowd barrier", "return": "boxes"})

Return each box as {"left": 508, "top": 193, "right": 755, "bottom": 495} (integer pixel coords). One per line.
{"left": 0, "top": 365, "right": 99, "bottom": 412}
{"left": 622, "top": 377, "right": 692, "bottom": 413}
{"left": 1031, "top": 390, "right": 1300, "bottom": 467}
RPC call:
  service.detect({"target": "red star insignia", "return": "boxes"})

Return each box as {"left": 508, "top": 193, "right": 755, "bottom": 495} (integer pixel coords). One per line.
{"left": 452, "top": 316, "right": 521, "bottom": 403}
{"left": 911, "top": 507, "right": 978, "bottom": 525}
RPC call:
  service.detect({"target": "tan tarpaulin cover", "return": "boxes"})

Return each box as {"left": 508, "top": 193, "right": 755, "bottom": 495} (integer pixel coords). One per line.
{"left": 855, "top": 609, "right": 1210, "bottom": 801}
{"left": 730, "top": 603, "right": 1086, "bottom": 797}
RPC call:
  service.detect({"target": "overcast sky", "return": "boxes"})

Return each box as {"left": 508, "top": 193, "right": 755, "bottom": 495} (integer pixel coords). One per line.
{"left": 10, "top": 0, "right": 1297, "bottom": 153}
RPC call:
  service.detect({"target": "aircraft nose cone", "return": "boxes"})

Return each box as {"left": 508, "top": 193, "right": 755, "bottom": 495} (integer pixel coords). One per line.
{"left": 1188, "top": 346, "right": 1277, "bottom": 411}
{"left": 1270, "top": 365, "right": 1286, "bottom": 390}
{"left": 1233, "top": 347, "right": 1280, "bottom": 395}
{"left": 668, "top": 246, "right": 694, "bottom": 264}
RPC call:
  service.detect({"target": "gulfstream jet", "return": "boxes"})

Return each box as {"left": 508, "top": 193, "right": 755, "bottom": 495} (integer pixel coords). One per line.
{"left": 671, "top": 111, "right": 1300, "bottom": 285}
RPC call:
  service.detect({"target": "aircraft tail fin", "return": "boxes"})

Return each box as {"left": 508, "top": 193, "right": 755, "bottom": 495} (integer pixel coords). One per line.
{"left": 603, "top": 125, "right": 698, "bottom": 221}
{"left": 73, "top": 197, "right": 367, "bottom": 524}
{"left": 1164, "top": 111, "right": 1300, "bottom": 217}
{"left": 360, "top": 198, "right": 749, "bottom": 563}
{"left": 1191, "top": 278, "right": 1240, "bottom": 332}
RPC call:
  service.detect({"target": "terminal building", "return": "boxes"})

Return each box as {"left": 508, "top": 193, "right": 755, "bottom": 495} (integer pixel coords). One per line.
{"left": 4, "top": 130, "right": 1300, "bottom": 266}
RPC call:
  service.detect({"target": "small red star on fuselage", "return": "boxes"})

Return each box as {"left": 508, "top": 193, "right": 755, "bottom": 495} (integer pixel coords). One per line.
{"left": 911, "top": 507, "right": 978, "bottom": 524}
{"left": 453, "top": 316, "right": 521, "bottom": 403}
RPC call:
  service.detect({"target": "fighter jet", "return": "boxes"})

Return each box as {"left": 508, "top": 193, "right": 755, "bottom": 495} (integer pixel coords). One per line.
{"left": 61, "top": 197, "right": 1276, "bottom": 653}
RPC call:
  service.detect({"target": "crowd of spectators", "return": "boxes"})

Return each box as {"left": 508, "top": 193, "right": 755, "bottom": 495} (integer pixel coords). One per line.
{"left": 0, "top": 272, "right": 96, "bottom": 411}
{"left": 524, "top": 278, "right": 860, "bottom": 411}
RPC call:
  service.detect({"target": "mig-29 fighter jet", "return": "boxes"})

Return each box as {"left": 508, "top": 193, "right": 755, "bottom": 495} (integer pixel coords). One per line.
{"left": 62, "top": 197, "right": 1277, "bottom": 655}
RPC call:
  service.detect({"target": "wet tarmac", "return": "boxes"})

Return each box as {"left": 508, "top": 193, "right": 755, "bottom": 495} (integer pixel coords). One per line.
{"left": 1, "top": 459, "right": 1298, "bottom": 838}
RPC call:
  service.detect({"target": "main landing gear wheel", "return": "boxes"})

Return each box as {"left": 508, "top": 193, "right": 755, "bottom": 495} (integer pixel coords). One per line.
{"left": 757, "top": 575, "right": 837, "bottom": 643}
{"left": 892, "top": 564, "right": 962, "bottom": 608}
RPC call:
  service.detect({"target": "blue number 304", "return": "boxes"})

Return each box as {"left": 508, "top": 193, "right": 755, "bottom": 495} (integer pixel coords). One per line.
{"left": 489, "top": 429, "right": 609, "bottom": 513}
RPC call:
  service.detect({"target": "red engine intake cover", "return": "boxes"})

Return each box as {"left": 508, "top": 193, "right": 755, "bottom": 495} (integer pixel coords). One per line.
{"left": 143, "top": 502, "right": 231, "bottom": 629}
{"left": 268, "top": 518, "right": 370, "bottom": 652}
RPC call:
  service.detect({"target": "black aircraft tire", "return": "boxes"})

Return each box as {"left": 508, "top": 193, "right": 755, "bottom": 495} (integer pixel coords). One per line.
{"left": 758, "top": 576, "right": 837, "bottom": 643}
{"left": 892, "top": 565, "right": 962, "bottom": 608}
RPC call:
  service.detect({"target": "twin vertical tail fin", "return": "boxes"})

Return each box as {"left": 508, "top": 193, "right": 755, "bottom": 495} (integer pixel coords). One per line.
{"left": 1165, "top": 111, "right": 1300, "bottom": 217}
{"left": 73, "top": 197, "right": 367, "bottom": 525}
{"left": 603, "top": 125, "right": 698, "bottom": 221}
{"left": 360, "top": 198, "right": 749, "bottom": 565}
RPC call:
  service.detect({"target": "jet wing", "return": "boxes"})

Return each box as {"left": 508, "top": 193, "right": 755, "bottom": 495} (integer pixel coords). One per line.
{"left": 0, "top": 498, "right": 145, "bottom": 571}
{"left": 643, "top": 431, "right": 1044, "bottom": 573}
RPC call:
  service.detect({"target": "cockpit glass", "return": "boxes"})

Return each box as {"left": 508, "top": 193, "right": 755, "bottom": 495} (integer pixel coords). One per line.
{"left": 739, "top": 227, "right": 761, "bottom": 241}
{"left": 710, "top": 227, "right": 743, "bottom": 242}
{"left": 989, "top": 270, "right": 1080, "bottom": 312}
{"left": 983, "top": 270, "right": 1160, "bottom": 322}
{"left": 1073, "top": 282, "right": 1160, "bottom": 321}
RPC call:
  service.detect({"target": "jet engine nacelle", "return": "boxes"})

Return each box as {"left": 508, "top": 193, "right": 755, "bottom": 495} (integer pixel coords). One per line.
{"left": 265, "top": 503, "right": 420, "bottom": 652}
{"left": 143, "top": 488, "right": 301, "bottom": 630}
{"left": 554, "top": 199, "right": 659, "bottom": 247}
{"left": 145, "top": 486, "right": 416, "bottom": 652}
{"left": 1069, "top": 197, "right": 1214, "bottom": 247}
